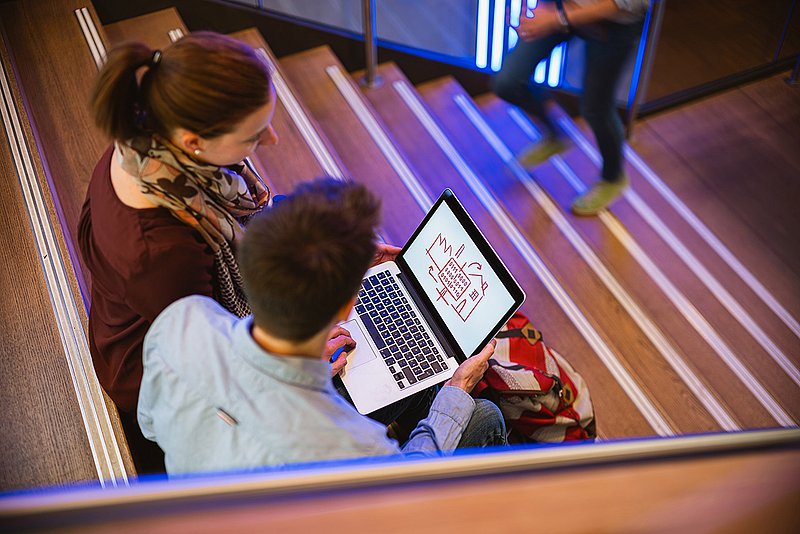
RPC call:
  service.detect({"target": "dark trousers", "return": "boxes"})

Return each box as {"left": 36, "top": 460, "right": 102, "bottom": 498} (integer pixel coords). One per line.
{"left": 333, "top": 376, "right": 437, "bottom": 430}
{"left": 491, "top": 20, "right": 643, "bottom": 182}
{"left": 119, "top": 409, "right": 166, "bottom": 475}
{"left": 335, "top": 377, "right": 507, "bottom": 448}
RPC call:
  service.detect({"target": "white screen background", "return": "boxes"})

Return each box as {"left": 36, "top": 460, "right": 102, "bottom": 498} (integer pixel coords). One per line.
{"left": 403, "top": 202, "right": 515, "bottom": 356}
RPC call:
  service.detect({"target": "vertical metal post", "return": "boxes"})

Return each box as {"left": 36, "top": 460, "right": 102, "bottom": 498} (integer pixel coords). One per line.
{"left": 774, "top": 0, "right": 797, "bottom": 62}
{"left": 775, "top": 0, "right": 798, "bottom": 87}
{"left": 625, "top": 0, "right": 667, "bottom": 139}
{"left": 786, "top": 54, "right": 800, "bottom": 86}
{"left": 360, "top": 0, "right": 382, "bottom": 87}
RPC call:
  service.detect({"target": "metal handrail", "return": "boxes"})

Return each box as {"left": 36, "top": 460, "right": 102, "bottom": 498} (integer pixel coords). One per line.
{"left": 3, "top": 428, "right": 798, "bottom": 519}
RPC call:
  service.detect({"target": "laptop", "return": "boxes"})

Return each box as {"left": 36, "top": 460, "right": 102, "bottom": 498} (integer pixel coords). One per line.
{"left": 339, "top": 189, "right": 525, "bottom": 415}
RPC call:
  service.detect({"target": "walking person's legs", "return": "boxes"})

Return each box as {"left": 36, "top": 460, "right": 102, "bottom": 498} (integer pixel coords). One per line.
{"left": 491, "top": 33, "right": 570, "bottom": 166}
{"left": 571, "top": 22, "right": 643, "bottom": 215}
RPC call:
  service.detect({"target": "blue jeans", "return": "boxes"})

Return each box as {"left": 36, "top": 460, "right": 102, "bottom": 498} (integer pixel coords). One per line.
{"left": 335, "top": 377, "right": 506, "bottom": 449}
{"left": 457, "top": 398, "right": 508, "bottom": 448}
{"left": 491, "top": 18, "right": 643, "bottom": 183}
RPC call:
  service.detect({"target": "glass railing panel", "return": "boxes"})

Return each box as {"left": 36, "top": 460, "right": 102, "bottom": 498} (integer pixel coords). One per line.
{"left": 258, "top": 0, "right": 482, "bottom": 69}
{"left": 644, "top": 0, "right": 797, "bottom": 103}
{"left": 228, "top": 0, "right": 797, "bottom": 112}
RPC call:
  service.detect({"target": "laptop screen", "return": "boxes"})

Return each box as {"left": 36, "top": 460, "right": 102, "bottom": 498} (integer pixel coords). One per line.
{"left": 398, "top": 189, "right": 524, "bottom": 359}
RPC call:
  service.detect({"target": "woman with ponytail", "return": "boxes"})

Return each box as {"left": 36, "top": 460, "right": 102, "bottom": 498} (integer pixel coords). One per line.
{"left": 78, "top": 32, "right": 278, "bottom": 473}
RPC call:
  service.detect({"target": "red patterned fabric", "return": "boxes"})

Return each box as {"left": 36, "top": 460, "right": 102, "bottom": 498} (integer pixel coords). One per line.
{"left": 474, "top": 313, "right": 596, "bottom": 443}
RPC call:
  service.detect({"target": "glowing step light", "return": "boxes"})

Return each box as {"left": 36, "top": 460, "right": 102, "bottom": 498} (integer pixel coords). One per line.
{"left": 476, "top": 0, "right": 564, "bottom": 87}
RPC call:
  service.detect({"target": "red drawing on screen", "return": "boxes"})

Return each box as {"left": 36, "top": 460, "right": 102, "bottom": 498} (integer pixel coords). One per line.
{"left": 426, "top": 233, "right": 488, "bottom": 322}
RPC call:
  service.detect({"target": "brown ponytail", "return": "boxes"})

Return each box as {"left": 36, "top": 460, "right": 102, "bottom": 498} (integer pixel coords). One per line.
{"left": 91, "top": 42, "right": 152, "bottom": 141}
{"left": 91, "top": 31, "right": 272, "bottom": 142}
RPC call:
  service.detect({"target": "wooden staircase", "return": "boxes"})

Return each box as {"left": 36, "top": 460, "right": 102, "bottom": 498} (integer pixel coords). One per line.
{"left": 279, "top": 45, "right": 430, "bottom": 243}
{"left": 0, "top": 0, "right": 131, "bottom": 491}
{"left": 230, "top": 29, "right": 347, "bottom": 190}
{"left": 1, "top": 1, "right": 798, "bottom": 514}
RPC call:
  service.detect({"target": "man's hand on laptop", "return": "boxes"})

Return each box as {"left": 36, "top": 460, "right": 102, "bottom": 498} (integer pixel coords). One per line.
{"left": 369, "top": 243, "right": 402, "bottom": 267}
{"left": 325, "top": 325, "right": 356, "bottom": 376}
{"left": 444, "top": 339, "right": 496, "bottom": 393}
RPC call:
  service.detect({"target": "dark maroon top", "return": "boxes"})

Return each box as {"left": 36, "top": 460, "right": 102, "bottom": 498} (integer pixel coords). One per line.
{"left": 78, "top": 146, "right": 216, "bottom": 413}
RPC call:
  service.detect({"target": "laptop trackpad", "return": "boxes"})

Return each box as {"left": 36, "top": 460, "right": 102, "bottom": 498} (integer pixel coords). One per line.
{"left": 340, "top": 319, "right": 376, "bottom": 372}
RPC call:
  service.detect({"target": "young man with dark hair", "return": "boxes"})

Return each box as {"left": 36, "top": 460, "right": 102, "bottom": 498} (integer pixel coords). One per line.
{"left": 138, "top": 178, "right": 506, "bottom": 474}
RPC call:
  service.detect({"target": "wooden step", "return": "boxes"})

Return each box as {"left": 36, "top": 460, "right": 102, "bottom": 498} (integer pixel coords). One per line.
{"left": 418, "top": 76, "right": 730, "bottom": 437}
{"left": 566, "top": 96, "right": 800, "bottom": 361}
{"left": 629, "top": 113, "right": 800, "bottom": 362}
{"left": 230, "top": 29, "right": 348, "bottom": 195}
{"left": 639, "top": 82, "right": 800, "bottom": 275}
{"left": 0, "top": 92, "right": 98, "bottom": 493}
{"left": 0, "top": 4, "right": 131, "bottom": 489}
{"left": 0, "top": 0, "right": 111, "bottom": 300}
{"left": 548, "top": 117, "right": 800, "bottom": 426}
{"left": 104, "top": 7, "right": 187, "bottom": 48}
{"left": 355, "top": 63, "right": 653, "bottom": 439}
{"left": 476, "top": 95, "right": 797, "bottom": 429}
{"left": 278, "top": 46, "right": 429, "bottom": 244}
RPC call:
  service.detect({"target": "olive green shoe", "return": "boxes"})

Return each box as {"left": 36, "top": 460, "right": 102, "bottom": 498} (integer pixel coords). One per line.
{"left": 518, "top": 136, "right": 568, "bottom": 168}
{"left": 570, "top": 174, "right": 630, "bottom": 216}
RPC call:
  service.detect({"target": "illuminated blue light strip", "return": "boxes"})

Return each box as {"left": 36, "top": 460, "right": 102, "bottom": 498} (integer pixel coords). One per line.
{"left": 475, "top": 0, "right": 490, "bottom": 68}
{"left": 534, "top": 59, "right": 546, "bottom": 83}
{"left": 508, "top": 27, "right": 519, "bottom": 49}
{"left": 509, "top": 0, "right": 523, "bottom": 50}
{"left": 627, "top": 7, "right": 652, "bottom": 109}
{"left": 510, "top": 0, "right": 522, "bottom": 27}
{"left": 490, "top": 0, "right": 508, "bottom": 71}
{"left": 547, "top": 43, "right": 564, "bottom": 87}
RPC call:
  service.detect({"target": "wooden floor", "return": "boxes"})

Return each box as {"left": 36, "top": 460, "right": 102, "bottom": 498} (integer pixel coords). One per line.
{"left": 642, "top": 0, "right": 799, "bottom": 103}
{"left": 561, "top": 74, "right": 800, "bottom": 429}
{"left": 635, "top": 73, "right": 800, "bottom": 282}
{"left": 629, "top": 73, "right": 800, "bottom": 420}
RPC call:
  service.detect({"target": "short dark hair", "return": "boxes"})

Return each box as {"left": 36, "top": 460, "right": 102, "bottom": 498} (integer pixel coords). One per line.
{"left": 239, "top": 179, "right": 380, "bottom": 341}
{"left": 91, "top": 31, "right": 272, "bottom": 141}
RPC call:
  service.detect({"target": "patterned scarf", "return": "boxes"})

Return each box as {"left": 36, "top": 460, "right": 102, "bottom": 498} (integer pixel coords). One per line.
{"left": 117, "top": 136, "right": 270, "bottom": 317}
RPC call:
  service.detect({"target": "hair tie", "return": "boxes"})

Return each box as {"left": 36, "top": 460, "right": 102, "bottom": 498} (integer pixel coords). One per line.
{"left": 149, "top": 50, "right": 162, "bottom": 68}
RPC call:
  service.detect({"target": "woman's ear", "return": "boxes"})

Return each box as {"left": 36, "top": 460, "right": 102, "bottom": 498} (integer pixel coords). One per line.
{"left": 172, "top": 127, "right": 203, "bottom": 154}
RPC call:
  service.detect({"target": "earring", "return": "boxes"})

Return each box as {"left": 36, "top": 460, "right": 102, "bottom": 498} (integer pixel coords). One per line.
{"left": 193, "top": 149, "right": 201, "bottom": 156}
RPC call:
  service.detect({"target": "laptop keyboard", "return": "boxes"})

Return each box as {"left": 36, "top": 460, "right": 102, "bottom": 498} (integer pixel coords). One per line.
{"left": 354, "top": 270, "right": 449, "bottom": 390}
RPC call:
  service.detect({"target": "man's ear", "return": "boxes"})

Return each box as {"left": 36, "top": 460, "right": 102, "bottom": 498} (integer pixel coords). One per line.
{"left": 334, "top": 296, "right": 357, "bottom": 322}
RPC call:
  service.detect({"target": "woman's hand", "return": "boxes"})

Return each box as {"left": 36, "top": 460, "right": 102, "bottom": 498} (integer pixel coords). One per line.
{"left": 325, "top": 325, "right": 356, "bottom": 376}
{"left": 444, "top": 339, "right": 495, "bottom": 393}
{"left": 370, "top": 243, "right": 402, "bottom": 267}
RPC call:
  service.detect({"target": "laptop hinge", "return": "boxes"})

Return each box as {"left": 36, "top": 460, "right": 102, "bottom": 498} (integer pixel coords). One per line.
{"left": 396, "top": 272, "right": 463, "bottom": 363}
